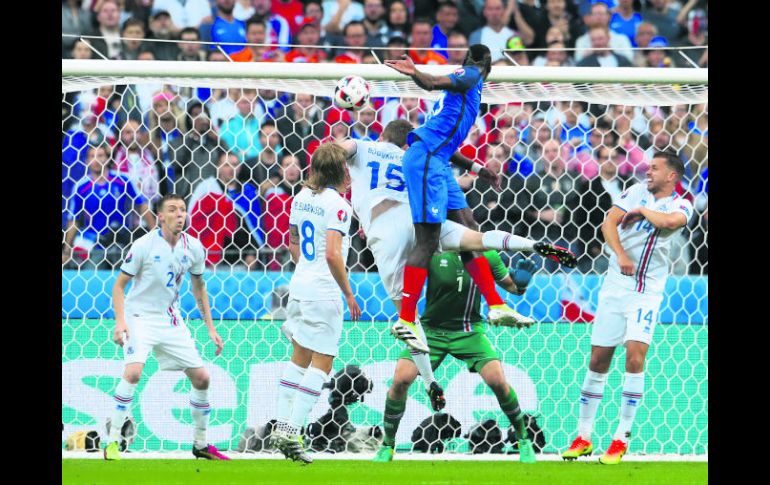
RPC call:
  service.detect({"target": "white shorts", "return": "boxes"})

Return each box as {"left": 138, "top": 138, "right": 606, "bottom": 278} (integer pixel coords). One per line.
{"left": 281, "top": 298, "right": 343, "bottom": 357}
{"left": 591, "top": 284, "right": 664, "bottom": 347}
{"left": 124, "top": 315, "right": 204, "bottom": 371}
{"left": 366, "top": 203, "right": 467, "bottom": 301}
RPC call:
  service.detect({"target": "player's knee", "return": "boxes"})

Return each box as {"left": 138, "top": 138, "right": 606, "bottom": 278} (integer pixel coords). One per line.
{"left": 625, "top": 355, "right": 645, "bottom": 373}
{"left": 390, "top": 379, "right": 411, "bottom": 400}
{"left": 123, "top": 369, "right": 141, "bottom": 384}
{"left": 190, "top": 369, "right": 210, "bottom": 389}
{"left": 589, "top": 354, "right": 612, "bottom": 373}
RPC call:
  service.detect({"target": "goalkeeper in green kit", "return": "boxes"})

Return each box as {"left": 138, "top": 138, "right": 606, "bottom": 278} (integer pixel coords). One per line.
{"left": 373, "top": 251, "right": 538, "bottom": 463}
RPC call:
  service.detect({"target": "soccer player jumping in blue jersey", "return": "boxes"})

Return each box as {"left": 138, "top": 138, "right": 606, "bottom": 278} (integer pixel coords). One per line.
{"left": 385, "top": 45, "right": 576, "bottom": 352}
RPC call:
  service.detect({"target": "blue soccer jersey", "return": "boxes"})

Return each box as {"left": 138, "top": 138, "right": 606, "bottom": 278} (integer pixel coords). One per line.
{"left": 67, "top": 173, "right": 146, "bottom": 244}
{"left": 409, "top": 65, "right": 484, "bottom": 162}
{"left": 211, "top": 16, "right": 247, "bottom": 54}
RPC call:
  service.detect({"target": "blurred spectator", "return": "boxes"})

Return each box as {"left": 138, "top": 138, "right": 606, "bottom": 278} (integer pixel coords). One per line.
{"left": 115, "top": 17, "right": 147, "bottom": 60}
{"left": 189, "top": 151, "right": 264, "bottom": 268}
{"left": 674, "top": 6, "right": 707, "bottom": 67}
{"left": 632, "top": 21, "right": 656, "bottom": 67}
{"left": 350, "top": 104, "right": 380, "bottom": 141}
{"left": 408, "top": 18, "right": 447, "bottom": 65}
{"left": 383, "top": 35, "right": 408, "bottom": 61}
{"left": 532, "top": 0, "right": 584, "bottom": 49}
{"left": 62, "top": 0, "right": 93, "bottom": 56}
{"left": 152, "top": 0, "right": 213, "bottom": 29}
{"left": 500, "top": 127, "right": 534, "bottom": 177}
{"left": 502, "top": 0, "right": 535, "bottom": 48}
{"left": 532, "top": 40, "right": 574, "bottom": 67}
{"left": 113, "top": 119, "right": 161, "bottom": 204}
{"left": 431, "top": 2, "right": 460, "bottom": 59}
{"left": 63, "top": 144, "right": 155, "bottom": 269}
{"left": 285, "top": 19, "right": 328, "bottom": 62}
{"left": 231, "top": 15, "right": 286, "bottom": 61}
{"left": 465, "top": 145, "right": 520, "bottom": 234}
{"left": 609, "top": 0, "right": 642, "bottom": 46}
{"left": 169, "top": 111, "right": 222, "bottom": 201}
{"left": 262, "top": 154, "right": 303, "bottom": 269}
{"left": 518, "top": 138, "right": 581, "bottom": 269}
{"left": 469, "top": 0, "right": 516, "bottom": 63}
{"left": 242, "top": 120, "right": 284, "bottom": 188}
{"left": 574, "top": 1, "right": 632, "bottom": 63}
{"left": 572, "top": 144, "right": 632, "bottom": 273}
{"left": 219, "top": 89, "right": 264, "bottom": 160}
{"left": 207, "top": 50, "right": 230, "bottom": 61}
{"left": 385, "top": 0, "right": 410, "bottom": 40}
{"left": 642, "top": 0, "right": 685, "bottom": 45}
{"left": 576, "top": 26, "right": 632, "bottom": 67}
{"left": 323, "top": 0, "right": 365, "bottom": 36}
{"left": 277, "top": 93, "right": 325, "bottom": 167}
{"left": 264, "top": 153, "right": 304, "bottom": 198}
{"left": 504, "top": 35, "right": 529, "bottom": 66}
{"left": 559, "top": 101, "right": 591, "bottom": 152}
{"left": 211, "top": 0, "right": 248, "bottom": 55}
{"left": 208, "top": 88, "right": 240, "bottom": 128}
{"left": 147, "top": 10, "right": 182, "bottom": 60}
{"left": 87, "top": 0, "right": 123, "bottom": 58}
{"left": 454, "top": 0, "right": 484, "bottom": 37}
{"left": 251, "top": 0, "right": 292, "bottom": 50}
{"left": 334, "top": 20, "right": 368, "bottom": 63}
{"left": 446, "top": 31, "right": 469, "bottom": 65}
{"left": 177, "top": 26, "right": 207, "bottom": 61}
{"left": 643, "top": 36, "right": 675, "bottom": 68}
{"left": 234, "top": 0, "right": 256, "bottom": 19}
{"left": 271, "top": 0, "right": 307, "bottom": 36}
{"left": 362, "top": 0, "right": 388, "bottom": 48}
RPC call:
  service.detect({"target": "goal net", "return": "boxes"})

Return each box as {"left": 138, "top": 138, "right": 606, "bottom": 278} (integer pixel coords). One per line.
{"left": 62, "top": 60, "right": 707, "bottom": 457}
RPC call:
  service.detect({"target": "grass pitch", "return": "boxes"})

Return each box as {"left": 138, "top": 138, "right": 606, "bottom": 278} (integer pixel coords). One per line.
{"left": 62, "top": 459, "right": 707, "bottom": 485}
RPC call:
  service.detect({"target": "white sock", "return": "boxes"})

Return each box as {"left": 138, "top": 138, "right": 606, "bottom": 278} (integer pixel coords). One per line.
{"left": 411, "top": 320, "right": 436, "bottom": 387}
{"left": 288, "top": 366, "right": 329, "bottom": 433}
{"left": 577, "top": 370, "right": 608, "bottom": 441}
{"left": 190, "top": 388, "right": 211, "bottom": 449}
{"left": 109, "top": 378, "right": 137, "bottom": 443}
{"left": 482, "top": 231, "right": 536, "bottom": 252}
{"left": 276, "top": 361, "right": 307, "bottom": 424}
{"left": 614, "top": 372, "right": 644, "bottom": 442}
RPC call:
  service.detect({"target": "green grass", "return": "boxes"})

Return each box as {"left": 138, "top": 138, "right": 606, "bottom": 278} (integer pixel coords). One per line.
{"left": 62, "top": 459, "right": 707, "bottom": 485}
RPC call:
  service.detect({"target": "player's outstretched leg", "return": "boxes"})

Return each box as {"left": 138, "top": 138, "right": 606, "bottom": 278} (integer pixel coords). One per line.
{"left": 187, "top": 367, "right": 230, "bottom": 460}
{"left": 533, "top": 242, "right": 577, "bottom": 268}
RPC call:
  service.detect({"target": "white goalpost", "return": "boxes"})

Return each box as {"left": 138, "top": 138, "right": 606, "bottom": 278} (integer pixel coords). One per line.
{"left": 61, "top": 59, "right": 707, "bottom": 459}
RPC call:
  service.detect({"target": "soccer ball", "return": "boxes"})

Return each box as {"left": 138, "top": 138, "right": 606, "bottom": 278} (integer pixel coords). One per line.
{"left": 334, "top": 75, "right": 371, "bottom": 111}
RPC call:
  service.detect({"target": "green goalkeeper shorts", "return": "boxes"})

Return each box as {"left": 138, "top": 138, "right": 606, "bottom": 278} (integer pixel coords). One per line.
{"left": 398, "top": 323, "right": 499, "bottom": 373}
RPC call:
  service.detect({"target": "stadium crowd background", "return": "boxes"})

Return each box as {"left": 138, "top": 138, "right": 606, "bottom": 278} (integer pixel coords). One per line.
{"left": 61, "top": 0, "right": 708, "bottom": 275}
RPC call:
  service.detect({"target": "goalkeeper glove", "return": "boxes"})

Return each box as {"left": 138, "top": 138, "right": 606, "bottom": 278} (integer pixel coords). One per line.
{"left": 510, "top": 258, "right": 537, "bottom": 293}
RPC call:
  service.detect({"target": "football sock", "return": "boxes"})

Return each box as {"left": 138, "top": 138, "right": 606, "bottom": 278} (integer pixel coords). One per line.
{"left": 382, "top": 394, "right": 407, "bottom": 448}
{"left": 577, "top": 370, "right": 608, "bottom": 440}
{"left": 464, "top": 255, "right": 505, "bottom": 306}
{"left": 109, "top": 378, "right": 137, "bottom": 443}
{"left": 614, "top": 372, "right": 644, "bottom": 442}
{"left": 410, "top": 319, "right": 436, "bottom": 387}
{"left": 276, "top": 361, "right": 307, "bottom": 425}
{"left": 399, "top": 265, "right": 428, "bottom": 322}
{"left": 482, "top": 231, "right": 536, "bottom": 252}
{"left": 190, "top": 387, "right": 210, "bottom": 449}
{"left": 288, "top": 366, "right": 329, "bottom": 434}
{"left": 498, "top": 386, "right": 526, "bottom": 441}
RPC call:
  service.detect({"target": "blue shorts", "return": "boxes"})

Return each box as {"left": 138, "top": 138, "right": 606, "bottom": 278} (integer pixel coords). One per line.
{"left": 402, "top": 140, "right": 468, "bottom": 224}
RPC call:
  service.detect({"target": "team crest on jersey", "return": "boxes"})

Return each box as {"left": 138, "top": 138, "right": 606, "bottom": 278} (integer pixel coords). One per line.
{"left": 126, "top": 346, "right": 134, "bottom": 355}
{"left": 337, "top": 210, "right": 348, "bottom": 223}
{"left": 153, "top": 255, "right": 161, "bottom": 263}
{"left": 181, "top": 255, "right": 188, "bottom": 264}
{"left": 454, "top": 67, "right": 465, "bottom": 76}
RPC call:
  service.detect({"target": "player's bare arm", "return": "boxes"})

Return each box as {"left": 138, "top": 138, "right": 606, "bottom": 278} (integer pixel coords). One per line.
{"left": 191, "top": 274, "right": 223, "bottom": 356}
{"left": 111, "top": 272, "right": 132, "bottom": 346}
{"left": 602, "top": 206, "right": 635, "bottom": 276}
{"left": 62, "top": 219, "right": 78, "bottom": 263}
{"left": 325, "top": 229, "right": 362, "bottom": 320}
{"left": 449, "top": 151, "right": 501, "bottom": 192}
{"left": 288, "top": 224, "right": 300, "bottom": 263}
{"left": 621, "top": 207, "right": 688, "bottom": 231}
{"left": 339, "top": 139, "right": 358, "bottom": 161}
{"left": 385, "top": 55, "right": 456, "bottom": 91}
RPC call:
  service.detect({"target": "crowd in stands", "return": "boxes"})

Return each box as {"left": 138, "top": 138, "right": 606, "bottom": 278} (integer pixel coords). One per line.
{"left": 62, "top": 0, "right": 708, "bottom": 275}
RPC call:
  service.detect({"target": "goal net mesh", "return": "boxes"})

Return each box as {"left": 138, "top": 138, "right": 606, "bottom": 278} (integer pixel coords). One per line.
{"left": 61, "top": 65, "right": 707, "bottom": 456}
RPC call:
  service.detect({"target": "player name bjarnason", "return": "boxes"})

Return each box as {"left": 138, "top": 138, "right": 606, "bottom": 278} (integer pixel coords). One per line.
{"left": 293, "top": 200, "right": 325, "bottom": 216}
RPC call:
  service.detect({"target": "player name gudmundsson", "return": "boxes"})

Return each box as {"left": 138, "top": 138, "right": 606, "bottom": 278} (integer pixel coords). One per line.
{"left": 293, "top": 201, "right": 325, "bottom": 216}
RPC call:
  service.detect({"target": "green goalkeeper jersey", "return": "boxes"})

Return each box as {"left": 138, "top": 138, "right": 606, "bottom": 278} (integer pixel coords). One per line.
{"left": 420, "top": 251, "right": 509, "bottom": 332}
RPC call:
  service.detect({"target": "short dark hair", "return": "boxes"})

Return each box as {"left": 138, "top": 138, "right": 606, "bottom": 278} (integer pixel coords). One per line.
{"left": 466, "top": 43, "right": 492, "bottom": 76}
{"left": 382, "top": 119, "right": 413, "bottom": 147}
{"left": 179, "top": 27, "right": 200, "bottom": 39}
{"left": 304, "top": 0, "right": 323, "bottom": 14}
{"left": 387, "top": 36, "right": 407, "bottom": 47}
{"left": 437, "top": 1, "right": 458, "bottom": 12}
{"left": 448, "top": 30, "right": 467, "bottom": 40}
{"left": 653, "top": 150, "right": 685, "bottom": 180}
{"left": 121, "top": 17, "right": 145, "bottom": 34}
{"left": 344, "top": 20, "right": 366, "bottom": 36}
{"left": 246, "top": 14, "right": 267, "bottom": 30}
{"left": 157, "top": 194, "right": 185, "bottom": 212}
{"left": 412, "top": 17, "right": 433, "bottom": 28}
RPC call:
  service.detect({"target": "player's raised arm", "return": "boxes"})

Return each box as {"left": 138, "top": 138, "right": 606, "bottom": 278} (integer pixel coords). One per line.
{"left": 111, "top": 272, "right": 132, "bottom": 347}
{"left": 190, "top": 274, "right": 223, "bottom": 356}
{"left": 338, "top": 139, "right": 358, "bottom": 163}
{"left": 385, "top": 54, "right": 455, "bottom": 91}
{"left": 449, "top": 151, "right": 501, "bottom": 192}
{"left": 325, "top": 229, "right": 362, "bottom": 320}
{"left": 602, "top": 206, "right": 635, "bottom": 276}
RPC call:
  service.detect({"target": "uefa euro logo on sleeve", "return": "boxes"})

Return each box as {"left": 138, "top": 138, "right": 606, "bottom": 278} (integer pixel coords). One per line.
{"left": 337, "top": 210, "right": 348, "bottom": 223}
{"left": 125, "top": 253, "right": 132, "bottom": 263}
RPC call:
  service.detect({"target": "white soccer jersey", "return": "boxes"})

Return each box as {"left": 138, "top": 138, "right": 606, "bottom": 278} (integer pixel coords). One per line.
{"left": 605, "top": 183, "right": 694, "bottom": 295}
{"left": 346, "top": 140, "right": 410, "bottom": 234}
{"left": 288, "top": 187, "right": 353, "bottom": 301}
{"left": 120, "top": 229, "right": 206, "bottom": 322}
